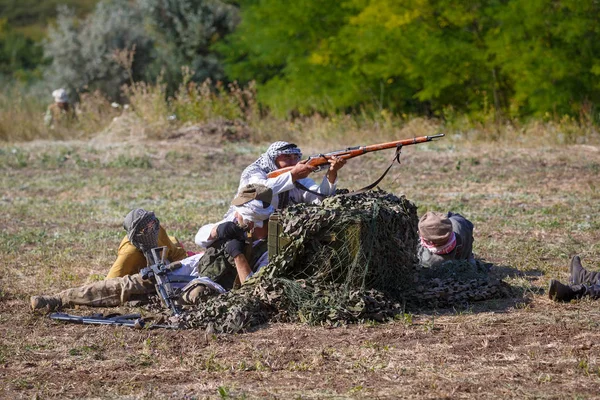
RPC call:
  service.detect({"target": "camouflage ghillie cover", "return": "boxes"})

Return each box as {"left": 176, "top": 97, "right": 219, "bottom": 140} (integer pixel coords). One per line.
{"left": 408, "top": 260, "right": 507, "bottom": 308}
{"left": 177, "top": 189, "right": 506, "bottom": 333}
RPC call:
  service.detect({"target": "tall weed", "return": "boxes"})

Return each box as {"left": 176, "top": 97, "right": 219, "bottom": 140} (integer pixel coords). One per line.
{"left": 0, "top": 86, "right": 118, "bottom": 141}
{"left": 171, "top": 68, "right": 258, "bottom": 124}
{"left": 120, "top": 76, "right": 170, "bottom": 139}
{"left": 1, "top": 77, "right": 599, "bottom": 145}
{"left": 0, "top": 87, "right": 48, "bottom": 141}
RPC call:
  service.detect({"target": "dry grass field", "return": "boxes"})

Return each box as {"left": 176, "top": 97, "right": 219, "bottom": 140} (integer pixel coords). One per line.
{"left": 1, "top": 132, "right": 599, "bottom": 399}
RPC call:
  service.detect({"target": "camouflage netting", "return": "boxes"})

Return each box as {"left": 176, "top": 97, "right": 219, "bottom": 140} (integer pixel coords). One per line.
{"left": 407, "top": 260, "right": 508, "bottom": 308}
{"left": 164, "top": 189, "right": 507, "bottom": 333}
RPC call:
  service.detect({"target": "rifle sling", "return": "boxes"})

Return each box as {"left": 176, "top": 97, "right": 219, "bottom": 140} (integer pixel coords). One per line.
{"left": 294, "top": 144, "right": 403, "bottom": 198}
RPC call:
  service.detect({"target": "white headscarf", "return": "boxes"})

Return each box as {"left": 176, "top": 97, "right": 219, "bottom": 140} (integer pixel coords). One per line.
{"left": 233, "top": 199, "right": 274, "bottom": 228}
{"left": 52, "top": 88, "right": 69, "bottom": 103}
{"left": 238, "top": 141, "right": 302, "bottom": 189}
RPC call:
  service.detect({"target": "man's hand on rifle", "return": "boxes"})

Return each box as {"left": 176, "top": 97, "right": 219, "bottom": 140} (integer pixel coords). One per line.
{"left": 290, "top": 160, "right": 316, "bottom": 182}
{"left": 166, "top": 261, "right": 182, "bottom": 271}
{"left": 326, "top": 156, "right": 346, "bottom": 183}
{"left": 216, "top": 221, "right": 246, "bottom": 241}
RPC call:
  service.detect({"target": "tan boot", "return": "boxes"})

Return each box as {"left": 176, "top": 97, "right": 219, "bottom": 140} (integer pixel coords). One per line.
{"left": 30, "top": 295, "right": 63, "bottom": 312}
{"left": 180, "top": 281, "right": 217, "bottom": 306}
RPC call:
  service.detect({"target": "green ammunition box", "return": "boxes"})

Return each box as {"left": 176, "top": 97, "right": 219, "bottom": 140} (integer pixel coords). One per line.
{"left": 268, "top": 212, "right": 292, "bottom": 261}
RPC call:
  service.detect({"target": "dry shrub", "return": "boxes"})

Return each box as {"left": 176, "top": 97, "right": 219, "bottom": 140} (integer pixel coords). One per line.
{"left": 171, "top": 68, "right": 258, "bottom": 124}
{"left": 248, "top": 112, "right": 444, "bottom": 148}
{"left": 89, "top": 111, "right": 146, "bottom": 144}
{"left": 0, "top": 88, "right": 50, "bottom": 142}
{"left": 440, "top": 107, "right": 600, "bottom": 146}
{"left": 0, "top": 87, "right": 121, "bottom": 142}
{"left": 121, "top": 77, "right": 171, "bottom": 139}
{"left": 3, "top": 76, "right": 599, "bottom": 146}
{"left": 74, "top": 91, "right": 121, "bottom": 138}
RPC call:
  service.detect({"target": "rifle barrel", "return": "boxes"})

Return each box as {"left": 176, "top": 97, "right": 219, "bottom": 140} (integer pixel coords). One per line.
{"left": 428, "top": 133, "right": 445, "bottom": 139}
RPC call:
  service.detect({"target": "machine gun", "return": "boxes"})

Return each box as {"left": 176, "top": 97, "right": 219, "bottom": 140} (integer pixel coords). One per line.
{"left": 140, "top": 246, "right": 194, "bottom": 316}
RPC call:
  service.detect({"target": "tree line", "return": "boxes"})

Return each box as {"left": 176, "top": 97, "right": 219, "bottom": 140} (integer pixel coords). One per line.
{"left": 2, "top": 0, "right": 600, "bottom": 121}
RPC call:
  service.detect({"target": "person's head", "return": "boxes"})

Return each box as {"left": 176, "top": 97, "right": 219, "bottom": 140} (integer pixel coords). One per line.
{"left": 123, "top": 208, "right": 160, "bottom": 252}
{"left": 231, "top": 184, "right": 274, "bottom": 232}
{"left": 52, "top": 88, "right": 69, "bottom": 104}
{"left": 418, "top": 211, "right": 457, "bottom": 255}
{"left": 267, "top": 141, "right": 302, "bottom": 168}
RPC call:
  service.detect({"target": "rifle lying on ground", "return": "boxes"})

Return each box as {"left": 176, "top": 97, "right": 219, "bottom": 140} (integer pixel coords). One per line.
{"left": 49, "top": 312, "right": 175, "bottom": 329}
{"left": 266, "top": 133, "right": 445, "bottom": 179}
{"left": 140, "top": 246, "right": 194, "bottom": 316}
{"left": 49, "top": 247, "right": 193, "bottom": 329}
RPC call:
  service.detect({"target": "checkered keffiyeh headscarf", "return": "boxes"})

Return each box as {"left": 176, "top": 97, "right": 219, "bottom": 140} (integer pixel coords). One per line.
{"left": 238, "top": 141, "right": 302, "bottom": 189}
{"left": 123, "top": 209, "right": 160, "bottom": 252}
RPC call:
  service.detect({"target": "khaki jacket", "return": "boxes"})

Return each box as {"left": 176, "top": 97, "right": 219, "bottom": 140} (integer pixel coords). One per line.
{"left": 106, "top": 226, "right": 188, "bottom": 278}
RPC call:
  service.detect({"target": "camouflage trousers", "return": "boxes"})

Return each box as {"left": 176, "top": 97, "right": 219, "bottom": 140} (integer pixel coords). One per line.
{"left": 54, "top": 274, "right": 215, "bottom": 308}
{"left": 55, "top": 274, "right": 156, "bottom": 308}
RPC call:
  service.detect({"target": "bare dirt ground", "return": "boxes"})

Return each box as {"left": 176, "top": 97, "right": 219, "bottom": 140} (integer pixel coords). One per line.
{"left": 1, "top": 137, "right": 599, "bottom": 399}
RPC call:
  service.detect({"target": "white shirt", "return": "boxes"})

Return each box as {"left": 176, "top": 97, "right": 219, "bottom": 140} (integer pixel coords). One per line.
{"left": 219, "top": 171, "right": 336, "bottom": 223}
{"left": 246, "top": 171, "right": 336, "bottom": 209}
{"left": 194, "top": 213, "right": 237, "bottom": 248}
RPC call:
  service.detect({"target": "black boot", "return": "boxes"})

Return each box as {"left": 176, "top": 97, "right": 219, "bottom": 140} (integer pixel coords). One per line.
{"left": 569, "top": 256, "right": 600, "bottom": 285}
{"left": 548, "top": 279, "right": 586, "bottom": 302}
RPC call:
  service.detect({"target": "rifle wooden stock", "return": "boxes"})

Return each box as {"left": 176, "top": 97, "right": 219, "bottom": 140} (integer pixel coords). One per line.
{"left": 266, "top": 133, "right": 444, "bottom": 178}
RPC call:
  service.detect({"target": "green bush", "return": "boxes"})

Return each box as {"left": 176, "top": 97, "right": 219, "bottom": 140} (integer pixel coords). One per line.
{"left": 139, "top": 0, "right": 239, "bottom": 94}
{"left": 43, "top": 2, "right": 154, "bottom": 101}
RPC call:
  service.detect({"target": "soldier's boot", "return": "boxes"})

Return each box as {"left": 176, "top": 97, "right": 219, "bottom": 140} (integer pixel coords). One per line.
{"left": 30, "top": 295, "right": 63, "bottom": 312}
{"left": 548, "top": 279, "right": 587, "bottom": 302}
{"left": 584, "top": 284, "right": 600, "bottom": 300}
{"left": 31, "top": 275, "right": 155, "bottom": 312}
{"left": 569, "top": 256, "right": 600, "bottom": 285}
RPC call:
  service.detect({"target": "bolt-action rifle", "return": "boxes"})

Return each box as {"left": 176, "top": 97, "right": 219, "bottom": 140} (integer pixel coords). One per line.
{"left": 266, "top": 133, "right": 445, "bottom": 179}
{"left": 48, "top": 248, "right": 191, "bottom": 330}
{"left": 49, "top": 312, "right": 175, "bottom": 329}
{"left": 140, "top": 246, "right": 194, "bottom": 316}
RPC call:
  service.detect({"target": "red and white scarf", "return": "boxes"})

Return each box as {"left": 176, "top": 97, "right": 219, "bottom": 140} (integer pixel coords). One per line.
{"left": 420, "top": 232, "right": 457, "bottom": 255}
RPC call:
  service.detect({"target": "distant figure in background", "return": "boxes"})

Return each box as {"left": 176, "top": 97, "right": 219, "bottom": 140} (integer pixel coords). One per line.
{"left": 44, "top": 88, "right": 76, "bottom": 128}
{"left": 548, "top": 256, "right": 600, "bottom": 301}
{"left": 417, "top": 211, "right": 475, "bottom": 268}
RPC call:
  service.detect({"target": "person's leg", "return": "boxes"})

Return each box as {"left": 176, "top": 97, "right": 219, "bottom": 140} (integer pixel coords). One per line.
{"left": 31, "top": 275, "right": 155, "bottom": 311}
{"left": 584, "top": 284, "right": 600, "bottom": 300}
{"left": 569, "top": 256, "right": 600, "bottom": 285}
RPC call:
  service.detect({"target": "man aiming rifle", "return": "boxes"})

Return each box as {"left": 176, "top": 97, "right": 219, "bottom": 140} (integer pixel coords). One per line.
{"left": 266, "top": 134, "right": 445, "bottom": 179}
{"left": 219, "top": 135, "right": 444, "bottom": 223}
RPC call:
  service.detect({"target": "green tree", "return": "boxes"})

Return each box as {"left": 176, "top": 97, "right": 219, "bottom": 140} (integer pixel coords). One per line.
{"left": 0, "top": 19, "right": 44, "bottom": 81}
{"left": 486, "top": 0, "right": 600, "bottom": 117}
{"left": 219, "top": 0, "right": 356, "bottom": 116}
{"left": 43, "top": 2, "right": 154, "bottom": 100}
{"left": 140, "top": 0, "right": 239, "bottom": 92}
{"left": 220, "top": 0, "right": 506, "bottom": 117}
